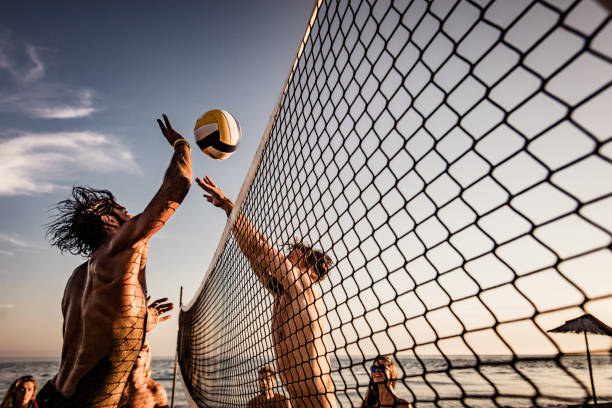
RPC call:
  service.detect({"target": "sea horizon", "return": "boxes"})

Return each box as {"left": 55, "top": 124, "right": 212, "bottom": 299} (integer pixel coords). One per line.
{"left": 3, "top": 355, "right": 610, "bottom": 407}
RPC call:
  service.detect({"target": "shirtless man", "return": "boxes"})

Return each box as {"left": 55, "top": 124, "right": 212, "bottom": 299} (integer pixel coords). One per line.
{"left": 38, "top": 114, "right": 192, "bottom": 407}
{"left": 118, "top": 341, "right": 168, "bottom": 408}
{"left": 246, "top": 366, "right": 291, "bottom": 408}
{"left": 197, "top": 176, "right": 337, "bottom": 408}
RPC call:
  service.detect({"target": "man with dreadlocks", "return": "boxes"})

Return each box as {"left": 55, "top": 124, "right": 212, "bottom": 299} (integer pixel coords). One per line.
{"left": 196, "top": 176, "right": 337, "bottom": 408}
{"left": 37, "top": 115, "right": 192, "bottom": 408}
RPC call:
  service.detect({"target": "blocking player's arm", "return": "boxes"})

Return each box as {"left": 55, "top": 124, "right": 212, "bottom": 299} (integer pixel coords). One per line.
{"left": 106, "top": 115, "right": 192, "bottom": 255}
{"left": 196, "top": 176, "right": 286, "bottom": 288}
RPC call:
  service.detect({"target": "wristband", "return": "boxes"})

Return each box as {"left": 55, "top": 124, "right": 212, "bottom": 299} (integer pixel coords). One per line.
{"left": 173, "top": 138, "right": 191, "bottom": 151}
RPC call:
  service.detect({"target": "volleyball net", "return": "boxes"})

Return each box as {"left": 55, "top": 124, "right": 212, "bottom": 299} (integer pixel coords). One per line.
{"left": 178, "top": 0, "right": 612, "bottom": 406}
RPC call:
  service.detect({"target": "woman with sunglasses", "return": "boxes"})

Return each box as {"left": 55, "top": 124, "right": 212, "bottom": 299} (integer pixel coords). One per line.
{"left": 361, "top": 356, "right": 410, "bottom": 408}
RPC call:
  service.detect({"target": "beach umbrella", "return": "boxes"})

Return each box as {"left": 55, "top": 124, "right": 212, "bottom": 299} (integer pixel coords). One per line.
{"left": 548, "top": 314, "right": 612, "bottom": 405}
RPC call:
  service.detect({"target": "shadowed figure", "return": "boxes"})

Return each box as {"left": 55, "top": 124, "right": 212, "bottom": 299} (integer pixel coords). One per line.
{"left": 119, "top": 297, "right": 173, "bottom": 408}
{"left": 197, "top": 176, "right": 337, "bottom": 408}
{"left": 38, "top": 115, "right": 191, "bottom": 408}
{"left": 1, "top": 375, "right": 38, "bottom": 408}
{"left": 246, "top": 366, "right": 291, "bottom": 408}
{"left": 118, "top": 341, "right": 168, "bottom": 408}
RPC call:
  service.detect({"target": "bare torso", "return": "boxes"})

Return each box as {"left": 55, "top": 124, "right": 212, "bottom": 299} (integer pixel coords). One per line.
{"left": 271, "top": 262, "right": 336, "bottom": 408}
{"left": 53, "top": 241, "right": 149, "bottom": 407}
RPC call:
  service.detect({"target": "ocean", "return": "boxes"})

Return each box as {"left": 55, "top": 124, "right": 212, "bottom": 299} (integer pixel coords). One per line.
{"left": 2, "top": 355, "right": 611, "bottom": 407}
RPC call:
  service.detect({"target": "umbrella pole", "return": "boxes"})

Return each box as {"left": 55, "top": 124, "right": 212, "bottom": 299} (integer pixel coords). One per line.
{"left": 584, "top": 331, "right": 597, "bottom": 406}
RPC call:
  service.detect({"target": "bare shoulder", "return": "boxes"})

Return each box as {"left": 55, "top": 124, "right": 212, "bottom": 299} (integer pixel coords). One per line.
{"left": 61, "top": 262, "right": 88, "bottom": 313}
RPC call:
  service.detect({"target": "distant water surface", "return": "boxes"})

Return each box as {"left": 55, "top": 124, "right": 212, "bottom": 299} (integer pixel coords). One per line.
{"left": 2, "top": 355, "right": 611, "bottom": 407}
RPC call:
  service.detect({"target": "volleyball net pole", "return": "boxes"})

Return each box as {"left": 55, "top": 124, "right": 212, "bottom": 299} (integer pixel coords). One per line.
{"left": 170, "top": 285, "right": 183, "bottom": 408}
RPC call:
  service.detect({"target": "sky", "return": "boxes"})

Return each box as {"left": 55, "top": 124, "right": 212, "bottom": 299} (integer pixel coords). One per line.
{"left": 0, "top": 0, "right": 314, "bottom": 357}
{"left": 1, "top": 0, "right": 611, "bottom": 363}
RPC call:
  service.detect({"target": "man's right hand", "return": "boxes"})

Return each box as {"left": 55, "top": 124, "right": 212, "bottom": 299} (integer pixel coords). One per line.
{"left": 196, "top": 176, "right": 234, "bottom": 216}
{"left": 157, "top": 114, "right": 185, "bottom": 147}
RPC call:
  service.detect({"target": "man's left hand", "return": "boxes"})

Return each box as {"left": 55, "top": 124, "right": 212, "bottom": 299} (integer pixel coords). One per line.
{"left": 146, "top": 296, "right": 174, "bottom": 332}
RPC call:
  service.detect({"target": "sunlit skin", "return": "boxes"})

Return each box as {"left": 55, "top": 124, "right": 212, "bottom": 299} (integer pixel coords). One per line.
{"left": 119, "top": 345, "right": 169, "bottom": 408}
{"left": 197, "top": 176, "right": 336, "bottom": 408}
{"left": 13, "top": 381, "right": 35, "bottom": 408}
{"left": 48, "top": 115, "right": 191, "bottom": 407}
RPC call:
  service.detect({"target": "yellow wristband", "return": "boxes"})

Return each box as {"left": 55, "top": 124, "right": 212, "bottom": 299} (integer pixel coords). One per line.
{"left": 173, "top": 138, "right": 191, "bottom": 150}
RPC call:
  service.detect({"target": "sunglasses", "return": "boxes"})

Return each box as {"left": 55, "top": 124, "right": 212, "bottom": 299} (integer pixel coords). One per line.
{"left": 370, "top": 364, "right": 387, "bottom": 373}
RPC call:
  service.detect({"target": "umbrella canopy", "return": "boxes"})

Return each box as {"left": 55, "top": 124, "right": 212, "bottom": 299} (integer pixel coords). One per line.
{"left": 549, "top": 313, "right": 612, "bottom": 336}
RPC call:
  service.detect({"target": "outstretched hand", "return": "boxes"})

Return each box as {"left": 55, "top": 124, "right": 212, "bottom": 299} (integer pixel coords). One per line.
{"left": 157, "top": 114, "right": 184, "bottom": 147}
{"left": 146, "top": 296, "right": 174, "bottom": 332}
{"left": 196, "top": 176, "right": 234, "bottom": 216}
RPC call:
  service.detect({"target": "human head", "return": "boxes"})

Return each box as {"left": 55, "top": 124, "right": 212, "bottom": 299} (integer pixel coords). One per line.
{"left": 1, "top": 375, "right": 37, "bottom": 408}
{"left": 257, "top": 365, "right": 277, "bottom": 393}
{"left": 286, "top": 240, "right": 334, "bottom": 281}
{"left": 46, "top": 186, "right": 130, "bottom": 257}
{"left": 370, "top": 355, "right": 398, "bottom": 388}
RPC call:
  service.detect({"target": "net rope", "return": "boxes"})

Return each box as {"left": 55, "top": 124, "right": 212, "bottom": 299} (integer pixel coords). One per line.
{"left": 178, "top": 0, "right": 612, "bottom": 406}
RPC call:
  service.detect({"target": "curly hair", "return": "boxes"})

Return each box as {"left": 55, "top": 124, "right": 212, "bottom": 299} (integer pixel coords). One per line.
{"left": 46, "top": 186, "right": 117, "bottom": 257}
{"left": 287, "top": 239, "right": 334, "bottom": 280}
{"left": 0, "top": 375, "right": 37, "bottom": 408}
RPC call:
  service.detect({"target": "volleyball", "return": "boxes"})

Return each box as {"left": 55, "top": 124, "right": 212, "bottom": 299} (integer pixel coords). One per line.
{"left": 193, "top": 109, "right": 242, "bottom": 160}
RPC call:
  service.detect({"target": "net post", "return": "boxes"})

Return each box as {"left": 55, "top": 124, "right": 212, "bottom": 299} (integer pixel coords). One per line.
{"left": 170, "top": 286, "right": 183, "bottom": 408}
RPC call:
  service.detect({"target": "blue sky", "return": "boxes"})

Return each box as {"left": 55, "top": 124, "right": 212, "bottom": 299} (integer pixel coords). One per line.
{"left": 0, "top": 0, "right": 314, "bottom": 357}
{"left": 1, "top": 0, "right": 611, "bottom": 361}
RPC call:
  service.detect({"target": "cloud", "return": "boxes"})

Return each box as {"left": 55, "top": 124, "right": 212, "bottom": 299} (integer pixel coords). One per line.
{"left": 0, "top": 34, "right": 45, "bottom": 83}
{"left": 0, "top": 249, "right": 14, "bottom": 256}
{"left": 0, "top": 131, "right": 141, "bottom": 196}
{"left": 0, "top": 33, "right": 97, "bottom": 119}
{"left": 0, "top": 233, "right": 41, "bottom": 250}
{"left": 0, "top": 84, "right": 98, "bottom": 120}
{"left": 0, "top": 304, "right": 15, "bottom": 309}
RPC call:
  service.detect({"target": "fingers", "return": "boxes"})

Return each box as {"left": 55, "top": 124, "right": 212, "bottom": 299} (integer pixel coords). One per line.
{"left": 159, "top": 315, "right": 172, "bottom": 322}
{"left": 157, "top": 119, "right": 167, "bottom": 136}
{"left": 163, "top": 114, "right": 173, "bottom": 131}
{"left": 156, "top": 303, "right": 174, "bottom": 313}
{"left": 148, "top": 297, "right": 168, "bottom": 307}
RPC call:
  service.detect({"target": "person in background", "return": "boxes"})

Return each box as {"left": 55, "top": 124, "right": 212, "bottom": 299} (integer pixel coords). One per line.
{"left": 118, "top": 341, "right": 168, "bottom": 408}
{"left": 246, "top": 366, "right": 291, "bottom": 408}
{"left": 361, "top": 356, "right": 410, "bottom": 408}
{"left": 119, "top": 297, "right": 174, "bottom": 408}
{"left": 197, "top": 176, "right": 337, "bottom": 408}
{"left": 1, "top": 375, "right": 38, "bottom": 408}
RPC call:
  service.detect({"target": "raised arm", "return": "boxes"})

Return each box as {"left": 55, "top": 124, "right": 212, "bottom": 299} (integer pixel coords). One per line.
{"left": 196, "top": 176, "right": 286, "bottom": 290}
{"left": 106, "top": 115, "right": 192, "bottom": 254}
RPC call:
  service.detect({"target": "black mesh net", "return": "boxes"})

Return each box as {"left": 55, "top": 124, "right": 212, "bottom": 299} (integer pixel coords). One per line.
{"left": 178, "top": 0, "right": 612, "bottom": 406}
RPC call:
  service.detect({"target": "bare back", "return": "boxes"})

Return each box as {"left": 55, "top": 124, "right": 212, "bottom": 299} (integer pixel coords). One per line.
{"left": 54, "top": 241, "right": 149, "bottom": 406}
{"left": 271, "top": 261, "right": 336, "bottom": 408}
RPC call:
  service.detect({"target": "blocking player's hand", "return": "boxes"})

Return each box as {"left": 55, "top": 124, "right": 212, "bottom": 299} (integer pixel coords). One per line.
{"left": 196, "top": 176, "right": 234, "bottom": 216}
{"left": 157, "top": 114, "right": 184, "bottom": 147}
{"left": 146, "top": 296, "right": 174, "bottom": 332}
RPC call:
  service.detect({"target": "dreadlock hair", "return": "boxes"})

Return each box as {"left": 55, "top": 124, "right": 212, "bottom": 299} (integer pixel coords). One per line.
{"left": 46, "top": 186, "right": 117, "bottom": 257}
{"left": 287, "top": 239, "right": 334, "bottom": 281}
